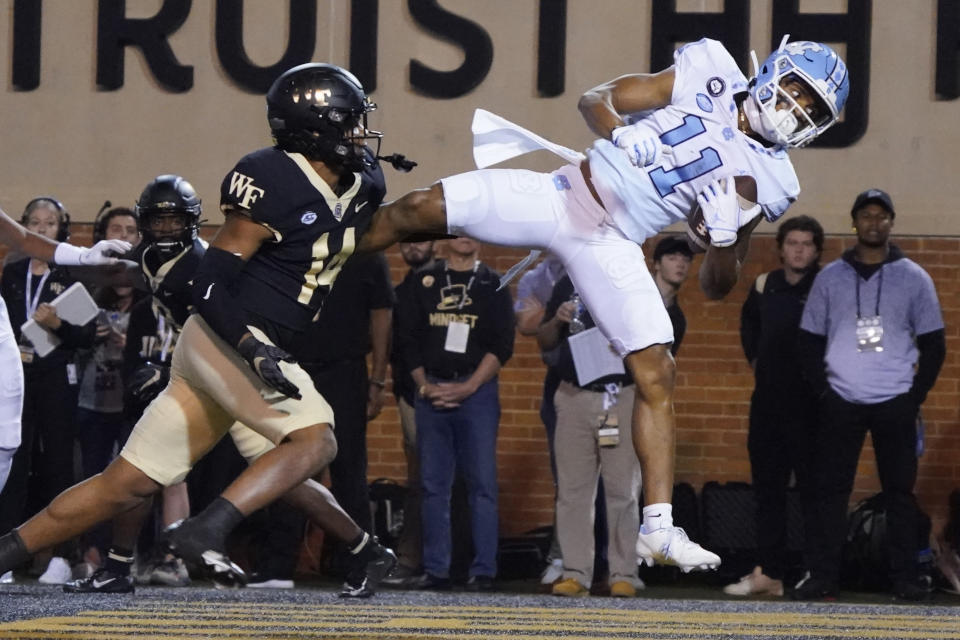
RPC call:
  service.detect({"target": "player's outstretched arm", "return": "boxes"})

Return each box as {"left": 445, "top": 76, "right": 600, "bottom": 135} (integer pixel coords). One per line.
{"left": 578, "top": 69, "right": 675, "bottom": 139}
{"left": 0, "top": 204, "right": 131, "bottom": 266}
{"left": 357, "top": 183, "right": 450, "bottom": 254}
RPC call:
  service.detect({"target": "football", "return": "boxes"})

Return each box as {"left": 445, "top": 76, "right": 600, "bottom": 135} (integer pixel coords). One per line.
{"left": 685, "top": 175, "right": 758, "bottom": 253}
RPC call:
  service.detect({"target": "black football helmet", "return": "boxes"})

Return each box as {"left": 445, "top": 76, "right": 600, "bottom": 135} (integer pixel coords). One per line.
{"left": 135, "top": 175, "right": 201, "bottom": 260}
{"left": 266, "top": 63, "right": 382, "bottom": 172}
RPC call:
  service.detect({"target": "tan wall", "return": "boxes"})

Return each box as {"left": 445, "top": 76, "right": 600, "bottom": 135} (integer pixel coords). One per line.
{"left": 0, "top": 1, "right": 956, "bottom": 235}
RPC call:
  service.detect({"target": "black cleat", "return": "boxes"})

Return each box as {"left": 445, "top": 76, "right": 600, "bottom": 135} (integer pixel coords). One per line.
{"left": 163, "top": 519, "right": 247, "bottom": 589}
{"left": 63, "top": 568, "right": 134, "bottom": 594}
{"left": 339, "top": 538, "right": 398, "bottom": 598}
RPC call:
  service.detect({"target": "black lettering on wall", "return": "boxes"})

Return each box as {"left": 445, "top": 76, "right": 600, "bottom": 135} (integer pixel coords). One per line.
{"left": 96, "top": 0, "right": 193, "bottom": 92}
{"left": 216, "top": 0, "right": 317, "bottom": 94}
{"left": 350, "top": 0, "right": 379, "bottom": 92}
{"left": 772, "top": 0, "right": 871, "bottom": 147}
{"left": 537, "top": 0, "right": 567, "bottom": 97}
{"left": 12, "top": 0, "right": 41, "bottom": 90}
{"left": 407, "top": 0, "right": 493, "bottom": 98}
{"left": 651, "top": 0, "right": 750, "bottom": 72}
{"left": 936, "top": 0, "right": 960, "bottom": 100}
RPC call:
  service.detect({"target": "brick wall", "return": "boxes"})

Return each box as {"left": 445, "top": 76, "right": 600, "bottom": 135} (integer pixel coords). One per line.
{"left": 7, "top": 224, "right": 957, "bottom": 537}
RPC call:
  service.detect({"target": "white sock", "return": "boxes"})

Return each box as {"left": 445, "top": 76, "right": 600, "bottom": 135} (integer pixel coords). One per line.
{"left": 642, "top": 503, "right": 673, "bottom": 531}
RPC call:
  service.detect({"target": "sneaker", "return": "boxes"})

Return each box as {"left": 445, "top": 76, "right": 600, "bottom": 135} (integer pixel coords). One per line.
{"left": 339, "top": 537, "right": 398, "bottom": 598}
{"left": 381, "top": 563, "right": 420, "bottom": 586}
{"left": 723, "top": 566, "right": 784, "bottom": 596}
{"left": 63, "top": 568, "right": 134, "bottom": 594}
{"left": 552, "top": 577, "right": 589, "bottom": 597}
{"left": 0, "top": 570, "right": 14, "bottom": 584}
{"left": 636, "top": 526, "right": 721, "bottom": 572}
{"left": 163, "top": 518, "right": 246, "bottom": 588}
{"left": 247, "top": 576, "right": 295, "bottom": 589}
{"left": 149, "top": 557, "right": 191, "bottom": 587}
{"left": 893, "top": 575, "right": 933, "bottom": 601}
{"left": 406, "top": 572, "right": 452, "bottom": 591}
{"left": 38, "top": 557, "right": 73, "bottom": 585}
{"left": 465, "top": 575, "right": 495, "bottom": 592}
{"left": 540, "top": 557, "right": 563, "bottom": 585}
{"left": 790, "top": 572, "right": 838, "bottom": 600}
{"left": 609, "top": 580, "right": 638, "bottom": 597}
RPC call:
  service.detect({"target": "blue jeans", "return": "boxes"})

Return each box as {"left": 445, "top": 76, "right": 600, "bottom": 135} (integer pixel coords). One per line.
{"left": 417, "top": 377, "right": 500, "bottom": 579}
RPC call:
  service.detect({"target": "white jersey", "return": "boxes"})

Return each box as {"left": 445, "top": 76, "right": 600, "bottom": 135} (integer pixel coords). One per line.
{"left": 587, "top": 38, "right": 800, "bottom": 244}
{"left": 0, "top": 297, "right": 12, "bottom": 344}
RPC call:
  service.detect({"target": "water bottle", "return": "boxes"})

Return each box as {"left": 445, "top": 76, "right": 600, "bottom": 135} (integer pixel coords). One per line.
{"left": 568, "top": 293, "right": 586, "bottom": 334}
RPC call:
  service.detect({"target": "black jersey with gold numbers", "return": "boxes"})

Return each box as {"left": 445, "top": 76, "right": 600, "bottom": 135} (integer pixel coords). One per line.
{"left": 219, "top": 147, "right": 386, "bottom": 334}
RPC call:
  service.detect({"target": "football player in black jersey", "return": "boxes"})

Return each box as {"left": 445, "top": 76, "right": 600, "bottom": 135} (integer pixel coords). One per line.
{"left": 0, "top": 64, "right": 398, "bottom": 596}
{"left": 64, "top": 173, "right": 400, "bottom": 596}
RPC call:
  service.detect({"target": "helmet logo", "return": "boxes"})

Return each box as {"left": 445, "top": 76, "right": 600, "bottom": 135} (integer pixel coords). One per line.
{"left": 301, "top": 211, "right": 318, "bottom": 225}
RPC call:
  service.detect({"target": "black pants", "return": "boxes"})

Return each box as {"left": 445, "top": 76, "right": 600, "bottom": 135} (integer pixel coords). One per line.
{"left": 303, "top": 358, "right": 371, "bottom": 532}
{"left": 805, "top": 391, "right": 919, "bottom": 583}
{"left": 748, "top": 394, "right": 816, "bottom": 580}
{"left": 0, "top": 365, "right": 78, "bottom": 557}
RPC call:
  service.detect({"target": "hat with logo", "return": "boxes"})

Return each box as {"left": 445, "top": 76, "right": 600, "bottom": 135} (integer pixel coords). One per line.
{"left": 851, "top": 188, "right": 895, "bottom": 220}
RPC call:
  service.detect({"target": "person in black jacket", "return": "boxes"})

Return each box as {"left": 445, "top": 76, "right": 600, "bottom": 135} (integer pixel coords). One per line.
{"left": 0, "top": 197, "right": 96, "bottom": 584}
{"left": 399, "top": 237, "right": 514, "bottom": 591}
{"left": 724, "top": 215, "right": 823, "bottom": 598}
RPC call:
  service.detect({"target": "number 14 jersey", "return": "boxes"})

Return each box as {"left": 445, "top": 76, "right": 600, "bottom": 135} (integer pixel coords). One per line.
{"left": 586, "top": 38, "right": 801, "bottom": 244}
{"left": 219, "top": 147, "right": 386, "bottom": 334}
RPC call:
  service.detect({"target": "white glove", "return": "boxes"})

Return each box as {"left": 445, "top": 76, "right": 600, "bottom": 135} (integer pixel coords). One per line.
{"left": 696, "top": 177, "right": 762, "bottom": 248}
{"left": 53, "top": 239, "right": 131, "bottom": 266}
{"left": 611, "top": 124, "right": 663, "bottom": 167}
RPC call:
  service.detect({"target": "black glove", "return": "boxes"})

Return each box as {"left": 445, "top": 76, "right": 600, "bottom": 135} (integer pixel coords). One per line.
{"left": 126, "top": 363, "right": 170, "bottom": 408}
{"left": 237, "top": 336, "right": 301, "bottom": 400}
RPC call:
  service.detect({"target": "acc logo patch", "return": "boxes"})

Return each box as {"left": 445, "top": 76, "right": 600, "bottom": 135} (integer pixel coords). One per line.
{"left": 707, "top": 76, "right": 725, "bottom": 97}
{"left": 421, "top": 275, "right": 435, "bottom": 288}
{"left": 300, "top": 211, "right": 318, "bottom": 225}
{"left": 696, "top": 93, "right": 714, "bottom": 113}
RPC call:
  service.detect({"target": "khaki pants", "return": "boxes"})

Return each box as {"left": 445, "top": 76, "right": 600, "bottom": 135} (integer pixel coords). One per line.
{"left": 121, "top": 315, "right": 334, "bottom": 486}
{"left": 554, "top": 381, "right": 641, "bottom": 587}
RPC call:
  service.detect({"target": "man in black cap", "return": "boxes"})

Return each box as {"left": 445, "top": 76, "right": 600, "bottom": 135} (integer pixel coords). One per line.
{"left": 793, "top": 189, "right": 946, "bottom": 601}
{"left": 650, "top": 236, "right": 693, "bottom": 355}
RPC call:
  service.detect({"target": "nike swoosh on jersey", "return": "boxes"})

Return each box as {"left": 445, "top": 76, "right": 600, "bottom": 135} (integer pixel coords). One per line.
{"left": 355, "top": 201, "right": 368, "bottom": 212}
{"left": 202, "top": 283, "right": 214, "bottom": 300}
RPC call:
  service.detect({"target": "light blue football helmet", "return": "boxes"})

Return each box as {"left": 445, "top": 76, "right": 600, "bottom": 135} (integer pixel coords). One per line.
{"left": 744, "top": 35, "right": 850, "bottom": 148}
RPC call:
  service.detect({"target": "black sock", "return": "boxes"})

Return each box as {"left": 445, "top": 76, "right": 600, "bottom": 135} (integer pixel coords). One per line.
{"left": 104, "top": 546, "right": 135, "bottom": 576}
{"left": 347, "top": 531, "right": 371, "bottom": 556}
{"left": 0, "top": 530, "right": 31, "bottom": 573}
{"left": 196, "top": 497, "right": 245, "bottom": 543}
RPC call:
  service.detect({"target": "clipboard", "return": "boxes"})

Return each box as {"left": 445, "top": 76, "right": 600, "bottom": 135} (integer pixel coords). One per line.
{"left": 20, "top": 281, "right": 99, "bottom": 357}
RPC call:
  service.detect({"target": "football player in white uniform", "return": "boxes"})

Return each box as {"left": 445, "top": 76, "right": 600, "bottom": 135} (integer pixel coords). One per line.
{"left": 0, "top": 207, "right": 129, "bottom": 495}
{"left": 358, "top": 36, "right": 849, "bottom": 572}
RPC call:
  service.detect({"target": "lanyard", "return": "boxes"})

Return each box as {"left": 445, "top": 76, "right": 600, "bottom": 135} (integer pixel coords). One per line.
{"left": 25, "top": 268, "right": 51, "bottom": 320}
{"left": 445, "top": 260, "right": 479, "bottom": 310}
{"left": 854, "top": 264, "right": 883, "bottom": 319}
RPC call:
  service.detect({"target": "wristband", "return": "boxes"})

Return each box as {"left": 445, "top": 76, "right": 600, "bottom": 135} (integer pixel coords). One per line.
{"left": 369, "top": 379, "right": 386, "bottom": 389}
{"left": 53, "top": 243, "right": 85, "bottom": 266}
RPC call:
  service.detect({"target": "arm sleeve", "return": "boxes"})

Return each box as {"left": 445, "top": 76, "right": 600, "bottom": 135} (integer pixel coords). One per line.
{"left": 797, "top": 328, "right": 829, "bottom": 398}
{"left": 191, "top": 247, "right": 252, "bottom": 349}
{"left": 910, "top": 329, "right": 946, "bottom": 405}
{"left": 740, "top": 284, "right": 761, "bottom": 363}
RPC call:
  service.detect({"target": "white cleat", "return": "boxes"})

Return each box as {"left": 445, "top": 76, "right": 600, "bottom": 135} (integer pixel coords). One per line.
{"left": 636, "top": 526, "right": 721, "bottom": 572}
